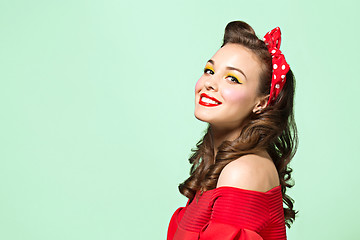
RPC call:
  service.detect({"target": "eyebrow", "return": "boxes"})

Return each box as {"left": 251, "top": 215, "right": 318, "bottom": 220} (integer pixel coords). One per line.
{"left": 207, "top": 59, "right": 247, "bottom": 80}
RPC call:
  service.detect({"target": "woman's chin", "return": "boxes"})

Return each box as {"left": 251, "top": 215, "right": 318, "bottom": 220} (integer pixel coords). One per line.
{"left": 194, "top": 113, "right": 209, "bottom": 123}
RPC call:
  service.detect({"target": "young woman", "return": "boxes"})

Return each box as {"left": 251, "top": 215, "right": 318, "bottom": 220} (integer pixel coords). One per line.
{"left": 167, "top": 21, "right": 298, "bottom": 240}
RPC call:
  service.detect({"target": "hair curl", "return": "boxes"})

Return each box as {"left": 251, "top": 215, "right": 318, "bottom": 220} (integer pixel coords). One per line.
{"left": 178, "top": 21, "right": 298, "bottom": 228}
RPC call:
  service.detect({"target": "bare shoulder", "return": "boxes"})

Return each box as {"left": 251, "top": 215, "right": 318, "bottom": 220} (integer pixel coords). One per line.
{"left": 216, "top": 153, "right": 280, "bottom": 192}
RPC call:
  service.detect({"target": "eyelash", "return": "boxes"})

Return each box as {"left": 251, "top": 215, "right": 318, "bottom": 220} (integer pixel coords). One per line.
{"left": 204, "top": 68, "right": 214, "bottom": 75}
{"left": 227, "top": 75, "right": 241, "bottom": 84}
{"left": 203, "top": 68, "right": 242, "bottom": 84}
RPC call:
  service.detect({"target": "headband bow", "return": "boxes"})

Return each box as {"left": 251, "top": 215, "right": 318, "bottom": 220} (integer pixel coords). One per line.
{"left": 263, "top": 27, "right": 290, "bottom": 105}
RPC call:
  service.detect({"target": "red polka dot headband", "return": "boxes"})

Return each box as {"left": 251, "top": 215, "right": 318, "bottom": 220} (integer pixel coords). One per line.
{"left": 263, "top": 27, "right": 290, "bottom": 106}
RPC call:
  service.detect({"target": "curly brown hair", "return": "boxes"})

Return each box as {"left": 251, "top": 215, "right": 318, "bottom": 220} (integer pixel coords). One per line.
{"left": 178, "top": 21, "right": 298, "bottom": 228}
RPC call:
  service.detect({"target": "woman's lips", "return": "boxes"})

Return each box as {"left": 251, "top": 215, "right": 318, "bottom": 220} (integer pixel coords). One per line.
{"left": 199, "top": 93, "right": 222, "bottom": 107}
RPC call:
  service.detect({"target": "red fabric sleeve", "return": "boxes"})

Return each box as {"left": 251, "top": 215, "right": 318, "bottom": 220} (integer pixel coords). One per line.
{"left": 168, "top": 198, "right": 192, "bottom": 240}
{"left": 199, "top": 222, "right": 263, "bottom": 240}
{"left": 199, "top": 186, "right": 271, "bottom": 240}
{"left": 168, "top": 186, "right": 285, "bottom": 240}
{"left": 167, "top": 207, "right": 186, "bottom": 240}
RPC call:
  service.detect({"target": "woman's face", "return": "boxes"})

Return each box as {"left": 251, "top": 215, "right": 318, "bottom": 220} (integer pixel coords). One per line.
{"left": 194, "top": 43, "right": 264, "bottom": 130}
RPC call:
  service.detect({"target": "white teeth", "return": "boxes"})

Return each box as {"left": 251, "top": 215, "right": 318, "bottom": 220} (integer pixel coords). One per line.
{"left": 201, "top": 96, "right": 219, "bottom": 104}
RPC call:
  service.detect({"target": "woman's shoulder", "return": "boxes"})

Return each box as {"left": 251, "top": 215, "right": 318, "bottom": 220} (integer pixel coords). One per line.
{"left": 216, "top": 152, "right": 280, "bottom": 193}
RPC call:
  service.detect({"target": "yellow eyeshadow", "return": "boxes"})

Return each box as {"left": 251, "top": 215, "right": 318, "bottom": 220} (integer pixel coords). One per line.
{"left": 204, "top": 64, "right": 214, "bottom": 71}
{"left": 228, "top": 73, "right": 243, "bottom": 83}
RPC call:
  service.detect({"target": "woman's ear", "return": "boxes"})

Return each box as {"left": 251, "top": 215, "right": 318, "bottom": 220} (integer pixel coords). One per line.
{"left": 252, "top": 94, "right": 269, "bottom": 114}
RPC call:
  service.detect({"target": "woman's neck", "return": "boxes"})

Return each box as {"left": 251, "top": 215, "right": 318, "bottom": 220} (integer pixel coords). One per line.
{"left": 210, "top": 125, "right": 241, "bottom": 156}
{"left": 209, "top": 124, "right": 271, "bottom": 161}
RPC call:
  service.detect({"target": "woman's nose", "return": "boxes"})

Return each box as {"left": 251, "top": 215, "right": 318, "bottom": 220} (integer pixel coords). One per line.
{"left": 204, "top": 77, "right": 218, "bottom": 91}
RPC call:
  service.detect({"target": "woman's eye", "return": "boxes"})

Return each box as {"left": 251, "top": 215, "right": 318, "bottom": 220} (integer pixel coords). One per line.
{"left": 227, "top": 75, "right": 242, "bottom": 84}
{"left": 204, "top": 68, "right": 214, "bottom": 74}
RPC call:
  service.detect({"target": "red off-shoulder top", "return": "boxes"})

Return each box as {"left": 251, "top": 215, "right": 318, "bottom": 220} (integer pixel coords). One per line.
{"left": 167, "top": 185, "right": 286, "bottom": 240}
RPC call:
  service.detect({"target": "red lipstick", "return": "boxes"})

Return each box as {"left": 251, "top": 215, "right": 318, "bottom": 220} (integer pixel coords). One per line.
{"left": 199, "top": 93, "right": 222, "bottom": 107}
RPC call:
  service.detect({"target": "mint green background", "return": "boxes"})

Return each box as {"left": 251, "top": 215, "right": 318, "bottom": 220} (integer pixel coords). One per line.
{"left": 1, "top": 0, "right": 359, "bottom": 239}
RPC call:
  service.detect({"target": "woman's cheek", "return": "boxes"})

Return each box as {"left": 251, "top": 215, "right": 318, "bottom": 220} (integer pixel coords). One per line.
{"left": 222, "top": 88, "right": 249, "bottom": 103}
{"left": 195, "top": 79, "right": 202, "bottom": 92}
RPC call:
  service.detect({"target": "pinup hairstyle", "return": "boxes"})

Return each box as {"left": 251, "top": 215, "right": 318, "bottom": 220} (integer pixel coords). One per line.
{"left": 178, "top": 21, "right": 298, "bottom": 228}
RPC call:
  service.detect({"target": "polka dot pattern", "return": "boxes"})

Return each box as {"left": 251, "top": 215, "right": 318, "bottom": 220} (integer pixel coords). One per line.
{"left": 263, "top": 27, "right": 290, "bottom": 106}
